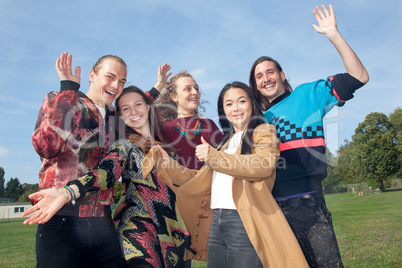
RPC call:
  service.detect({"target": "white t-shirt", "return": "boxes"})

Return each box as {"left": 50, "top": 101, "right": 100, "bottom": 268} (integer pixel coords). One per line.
{"left": 210, "top": 131, "right": 244, "bottom": 210}
{"left": 95, "top": 104, "right": 106, "bottom": 119}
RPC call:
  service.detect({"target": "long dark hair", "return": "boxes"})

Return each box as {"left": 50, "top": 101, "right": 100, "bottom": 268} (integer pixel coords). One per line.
{"left": 115, "top": 86, "right": 174, "bottom": 154}
{"left": 217, "top": 81, "right": 264, "bottom": 155}
{"left": 249, "top": 56, "right": 293, "bottom": 110}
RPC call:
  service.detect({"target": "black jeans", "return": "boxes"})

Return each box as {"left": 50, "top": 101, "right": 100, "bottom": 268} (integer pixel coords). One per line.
{"left": 279, "top": 196, "right": 343, "bottom": 268}
{"left": 36, "top": 215, "right": 123, "bottom": 268}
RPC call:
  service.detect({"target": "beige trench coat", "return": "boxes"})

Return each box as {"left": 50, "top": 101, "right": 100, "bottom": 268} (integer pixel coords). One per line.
{"left": 144, "top": 123, "right": 308, "bottom": 267}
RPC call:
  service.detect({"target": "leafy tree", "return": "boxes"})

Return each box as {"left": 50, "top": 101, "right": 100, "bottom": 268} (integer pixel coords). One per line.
{"left": 323, "top": 148, "right": 342, "bottom": 193}
{"left": 5, "top": 177, "right": 24, "bottom": 201}
{"left": 389, "top": 107, "right": 402, "bottom": 178}
{"left": 18, "top": 183, "right": 39, "bottom": 202}
{"left": 352, "top": 112, "right": 401, "bottom": 190}
{"left": 335, "top": 140, "right": 361, "bottom": 184}
{"left": 0, "top": 167, "right": 4, "bottom": 198}
{"left": 389, "top": 107, "right": 402, "bottom": 155}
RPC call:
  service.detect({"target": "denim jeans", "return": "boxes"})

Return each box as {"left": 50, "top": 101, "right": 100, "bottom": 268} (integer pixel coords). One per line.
{"left": 36, "top": 215, "right": 123, "bottom": 268}
{"left": 207, "top": 209, "right": 263, "bottom": 268}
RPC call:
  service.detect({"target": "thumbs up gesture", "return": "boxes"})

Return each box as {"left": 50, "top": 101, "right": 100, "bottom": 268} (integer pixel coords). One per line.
{"left": 195, "top": 136, "right": 210, "bottom": 162}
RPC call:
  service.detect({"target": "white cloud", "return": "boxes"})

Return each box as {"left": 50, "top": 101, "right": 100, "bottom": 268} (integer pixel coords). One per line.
{"left": 190, "top": 68, "right": 207, "bottom": 79}
{"left": 0, "top": 147, "right": 8, "bottom": 157}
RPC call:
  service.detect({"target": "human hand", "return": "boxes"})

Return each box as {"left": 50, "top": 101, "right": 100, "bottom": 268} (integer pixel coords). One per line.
{"left": 22, "top": 187, "right": 69, "bottom": 225}
{"left": 154, "top": 63, "right": 172, "bottom": 92}
{"left": 195, "top": 137, "right": 210, "bottom": 162}
{"left": 312, "top": 4, "right": 337, "bottom": 37}
{"left": 55, "top": 52, "right": 81, "bottom": 84}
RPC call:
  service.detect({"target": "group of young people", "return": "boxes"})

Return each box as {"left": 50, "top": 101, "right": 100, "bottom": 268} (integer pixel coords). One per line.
{"left": 23, "top": 5, "right": 368, "bottom": 268}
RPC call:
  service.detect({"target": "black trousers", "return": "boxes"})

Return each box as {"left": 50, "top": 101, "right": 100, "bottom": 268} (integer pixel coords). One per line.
{"left": 36, "top": 215, "right": 123, "bottom": 268}
{"left": 278, "top": 195, "right": 344, "bottom": 268}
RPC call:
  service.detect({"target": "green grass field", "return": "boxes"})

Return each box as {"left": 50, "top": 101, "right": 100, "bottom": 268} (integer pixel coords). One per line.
{"left": 1, "top": 191, "right": 401, "bottom": 267}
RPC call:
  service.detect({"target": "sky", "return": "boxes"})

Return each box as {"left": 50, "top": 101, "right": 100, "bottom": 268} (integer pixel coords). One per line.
{"left": 1, "top": 0, "right": 401, "bottom": 185}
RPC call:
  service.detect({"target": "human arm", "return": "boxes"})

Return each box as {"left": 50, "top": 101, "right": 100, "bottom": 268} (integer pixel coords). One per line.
{"left": 55, "top": 52, "right": 81, "bottom": 83}
{"left": 148, "top": 145, "right": 198, "bottom": 186}
{"left": 312, "top": 4, "right": 369, "bottom": 84}
{"left": 22, "top": 185, "right": 79, "bottom": 225}
{"left": 198, "top": 124, "right": 279, "bottom": 181}
{"left": 32, "top": 52, "right": 82, "bottom": 159}
{"left": 146, "top": 63, "right": 172, "bottom": 100}
{"left": 153, "top": 63, "right": 171, "bottom": 92}
{"left": 66, "top": 140, "right": 132, "bottom": 199}
{"left": 22, "top": 140, "right": 131, "bottom": 224}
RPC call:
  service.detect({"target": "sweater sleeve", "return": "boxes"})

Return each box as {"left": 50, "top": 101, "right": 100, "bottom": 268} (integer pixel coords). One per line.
{"left": 327, "top": 73, "right": 365, "bottom": 106}
{"left": 205, "top": 124, "right": 279, "bottom": 181}
{"left": 32, "top": 81, "right": 81, "bottom": 159}
{"left": 67, "top": 139, "right": 131, "bottom": 201}
{"left": 146, "top": 146, "right": 199, "bottom": 187}
{"left": 145, "top": 87, "right": 160, "bottom": 102}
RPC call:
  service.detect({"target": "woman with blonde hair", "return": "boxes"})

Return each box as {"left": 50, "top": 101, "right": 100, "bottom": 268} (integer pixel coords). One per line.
{"left": 155, "top": 70, "right": 223, "bottom": 170}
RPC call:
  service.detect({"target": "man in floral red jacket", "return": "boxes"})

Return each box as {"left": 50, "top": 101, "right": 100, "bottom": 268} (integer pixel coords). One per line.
{"left": 30, "top": 52, "right": 127, "bottom": 268}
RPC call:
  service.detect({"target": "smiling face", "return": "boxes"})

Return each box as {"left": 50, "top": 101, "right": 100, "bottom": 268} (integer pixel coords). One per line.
{"left": 88, "top": 58, "right": 127, "bottom": 107}
{"left": 254, "top": 60, "right": 286, "bottom": 102}
{"left": 171, "top": 76, "right": 200, "bottom": 117}
{"left": 223, "top": 87, "right": 252, "bottom": 133}
{"left": 118, "top": 92, "right": 150, "bottom": 134}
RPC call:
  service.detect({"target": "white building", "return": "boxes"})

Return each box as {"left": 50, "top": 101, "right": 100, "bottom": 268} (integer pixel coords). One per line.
{"left": 0, "top": 202, "right": 32, "bottom": 219}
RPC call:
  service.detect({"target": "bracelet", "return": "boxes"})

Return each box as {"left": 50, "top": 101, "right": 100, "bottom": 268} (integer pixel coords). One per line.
{"left": 64, "top": 185, "right": 76, "bottom": 206}
{"left": 63, "top": 187, "right": 71, "bottom": 203}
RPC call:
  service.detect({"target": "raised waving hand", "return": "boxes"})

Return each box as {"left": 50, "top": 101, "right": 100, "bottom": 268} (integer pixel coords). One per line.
{"left": 312, "top": 4, "right": 337, "bottom": 37}
{"left": 154, "top": 63, "right": 172, "bottom": 92}
{"left": 312, "top": 4, "right": 369, "bottom": 84}
{"left": 55, "top": 52, "right": 81, "bottom": 84}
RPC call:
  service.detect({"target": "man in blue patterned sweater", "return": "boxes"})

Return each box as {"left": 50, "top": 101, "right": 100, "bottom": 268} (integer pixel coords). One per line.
{"left": 249, "top": 5, "right": 369, "bottom": 268}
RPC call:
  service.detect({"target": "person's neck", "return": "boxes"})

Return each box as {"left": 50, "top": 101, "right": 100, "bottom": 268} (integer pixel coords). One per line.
{"left": 268, "top": 91, "right": 287, "bottom": 103}
{"left": 136, "top": 126, "right": 153, "bottom": 141}
{"left": 233, "top": 124, "right": 247, "bottom": 134}
{"left": 86, "top": 91, "right": 106, "bottom": 108}
{"left": 177, "top": 111, "right": 195, "bottom": 118}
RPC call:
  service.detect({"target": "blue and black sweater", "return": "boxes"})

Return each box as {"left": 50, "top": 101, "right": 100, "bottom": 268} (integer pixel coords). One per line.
{"left": 264, "top": 73, "right": 364, "bottom": 199}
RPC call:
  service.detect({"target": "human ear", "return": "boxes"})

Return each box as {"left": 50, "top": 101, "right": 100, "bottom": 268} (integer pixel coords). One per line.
{"left": 280, "top": 71, "right": 286, "bottom": 82}
{"left": 89, "top": 70, "right": 95, "bottom": 84}
{"left": 170, "top": 93, "right": 178, "bottom": 103}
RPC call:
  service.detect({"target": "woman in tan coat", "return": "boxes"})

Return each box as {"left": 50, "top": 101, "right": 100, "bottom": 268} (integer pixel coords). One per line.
{"left": 150, "top": 81, "right": 308, "bottom": 267}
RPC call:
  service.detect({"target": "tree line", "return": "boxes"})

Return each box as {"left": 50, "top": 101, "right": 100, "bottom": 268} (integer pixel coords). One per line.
{"left": 0, "top": 166, "right": 124, "bottom": 203}
{"left": 323, "top": 107, "right": 402, "bottom": 193}
{"left": 1, "top": 108, "right": 401, "bottom": 202}
{"left": 0, "top": 167, "right": 38, "bottom": 202}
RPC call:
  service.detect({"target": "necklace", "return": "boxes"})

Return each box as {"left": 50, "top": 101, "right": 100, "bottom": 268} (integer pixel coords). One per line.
{"left": 176, "top": 120, "right": 201, "bottom": 140}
